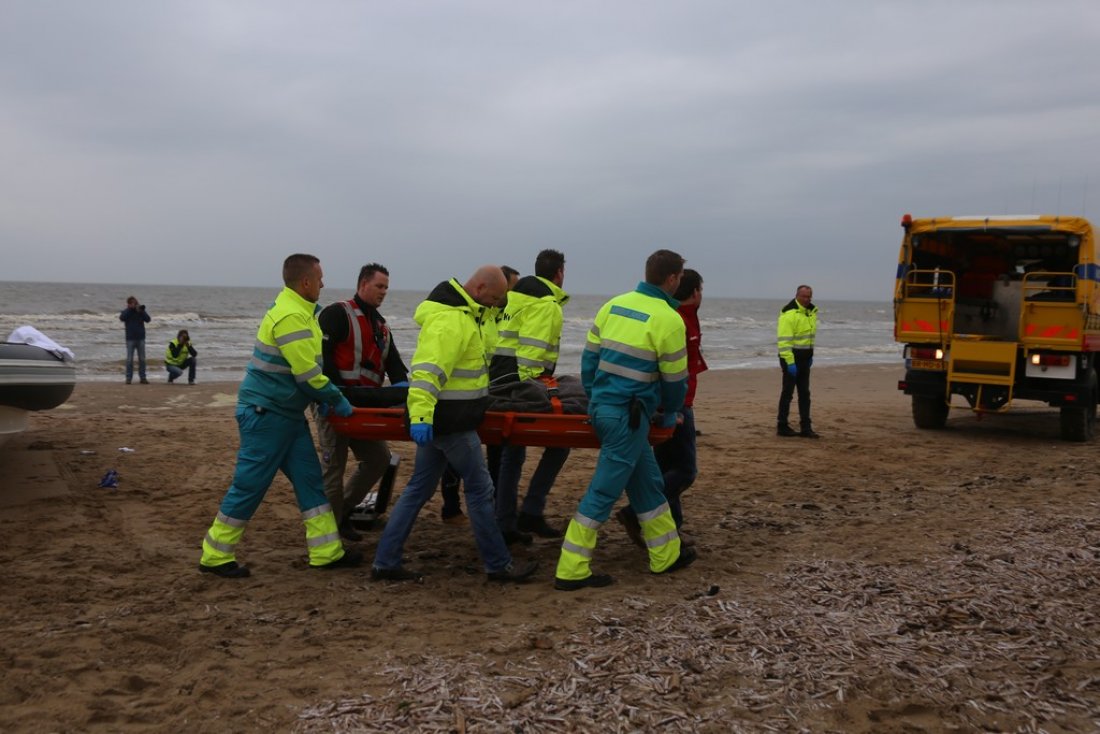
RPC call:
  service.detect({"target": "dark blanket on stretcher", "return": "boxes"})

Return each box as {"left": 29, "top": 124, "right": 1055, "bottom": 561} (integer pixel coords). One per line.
{"left": 487, "top": 374, "right": 588, "bottom": 414}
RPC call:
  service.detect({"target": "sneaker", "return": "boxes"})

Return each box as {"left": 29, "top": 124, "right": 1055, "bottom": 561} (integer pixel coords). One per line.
{"left": 614, "top": 507, "right": 645, "bottom": 549}
{"left": 314, "top": 548, "right": 363, "bottom": 569}
{"left": 370, "top": 566, "right": 424, "bottom": 583}
{"left": 338, "top": 519, "right": 363, "bottom": 542}
{"left": 139, "top": 378, "right": 149, "bottom": 384}
{"left": 554, "top": 573, "right": 614, "bottom": 591}
{"left": 800, "top": 430, "right": 821, "bottom": 439}
{"left": 442, "top": 512, "right": 469, "bottom": 527}
{"left": 487, "top": 559, "right": 539, "bottom": 583}
{"left": 168, "top": 376, "right": 175, "bottom": 384}
{"left": 199, "top": 561, "right": 251, "bottom": 578}
{"left": 125, "top": 379, "right": 132, "bottom": 384}
{"left": 777, "top": 424, "right": 798, "bottom": 437}
{"left": 654, "top": 546, "right": 697, "bottom": 575}
{"left": 188, "top": 381, "right": 196, "bottom": 385}
{"left": 502, "top": 529, "right": 533, "bottom": 546}
{"left": 517, "top": 513, "right": 563, "bottom": 539}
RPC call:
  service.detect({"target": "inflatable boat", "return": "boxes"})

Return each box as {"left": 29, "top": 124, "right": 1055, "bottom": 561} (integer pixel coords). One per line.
{"left": 328, "top": 407, "right": 673, "bottom": 448}
{"left": 0, "top": 341, "right": 77, "bottom": 445}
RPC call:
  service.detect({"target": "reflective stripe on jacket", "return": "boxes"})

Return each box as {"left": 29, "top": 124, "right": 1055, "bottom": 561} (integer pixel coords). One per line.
{"left": 777, "top": 298, "right": 818, "bottom": 365}
{"left": 238, "top": 286, "right": 342, "bottom": 418}
{"left": 581, "top": 281, "right": 688, "bottom": 418}
{"left": 490, "top": 275, "right": 569, "bottom": 383}
{"left": 331, "top": 299, "right": 390, "bottom": 386}
{"left": 407, "top": 278, "right": 491, "bottom": 434}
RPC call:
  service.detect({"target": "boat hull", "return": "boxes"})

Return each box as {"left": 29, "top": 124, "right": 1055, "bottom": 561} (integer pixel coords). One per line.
{"left": 0, "top": 342, "right": 77, "bottom": 411}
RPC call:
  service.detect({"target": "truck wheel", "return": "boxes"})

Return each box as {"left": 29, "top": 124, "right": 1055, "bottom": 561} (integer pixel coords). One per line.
{"left": 912, "top": 396, "right": 948, "bottom": 429}
{"left": 1059, "top": 372, "right": 1098, "bottom": 442}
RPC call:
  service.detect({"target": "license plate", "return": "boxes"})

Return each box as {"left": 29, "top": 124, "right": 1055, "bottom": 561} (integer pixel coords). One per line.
{"left": 910, "top": 359, "right": 945, "bottom": 370}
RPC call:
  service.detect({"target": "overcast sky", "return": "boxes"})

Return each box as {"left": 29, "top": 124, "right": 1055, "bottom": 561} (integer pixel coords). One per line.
{"left": 3, "top": 1, "right": 1099, "bottom": 301}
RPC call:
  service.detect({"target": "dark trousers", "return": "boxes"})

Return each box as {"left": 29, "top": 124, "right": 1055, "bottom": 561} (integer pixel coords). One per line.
{"left": 653, "top": 407, "right": 698, "bottom": 527}
{"left": 777, "top": 357, "right": 812, "bottom": 431}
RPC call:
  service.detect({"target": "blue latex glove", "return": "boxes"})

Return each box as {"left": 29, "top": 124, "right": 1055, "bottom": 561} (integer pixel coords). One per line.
{"left": 410, "top": 422, "right": 433, "bottom": 446}
{"left": 392, "top": 381, "right": 409, "bottom": 387}
{"left": 316, "top": 402, "right": 332, "bottom": 418}
{"left": 786, "top": 363, "right": 798, "bottom": 378}
{"left": 659, "top": 411, "right": 679, "bottom": 429}
{"left": 332, "top": 396, "right": 354, "bottom": 418}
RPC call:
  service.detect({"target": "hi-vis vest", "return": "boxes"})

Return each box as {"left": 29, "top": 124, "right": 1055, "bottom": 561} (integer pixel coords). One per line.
{"left": 407, "top": 278, "right": 490, "bottom": 433}
{"left": 777, "top": 299, "right": 818, "bottom": 365}
{"left": 331, "top": 299, "right": 391, "bottom": 387}
{"left": 165, "top": 338, "right": 190, "bottom": 366}
{"left": 492, "top": 275, "right": 568, "bottom": 383}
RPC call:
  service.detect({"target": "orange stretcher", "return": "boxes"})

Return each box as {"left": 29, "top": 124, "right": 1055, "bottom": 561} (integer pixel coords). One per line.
{"left": 328, "top": 408, "right": 674, "bottom": 449}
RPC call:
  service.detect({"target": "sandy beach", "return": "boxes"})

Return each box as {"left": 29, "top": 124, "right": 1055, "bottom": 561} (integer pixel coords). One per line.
{"left": 1, "top": 364, "right": 1098, "bottom": 732}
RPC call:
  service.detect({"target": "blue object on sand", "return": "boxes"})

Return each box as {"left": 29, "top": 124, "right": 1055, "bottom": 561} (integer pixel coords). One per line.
{"left": 98, "top": 469, "right": 119, "bottom": 488}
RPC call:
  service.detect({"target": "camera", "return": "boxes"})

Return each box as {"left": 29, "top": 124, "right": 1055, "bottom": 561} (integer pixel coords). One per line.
{"left": 138, "top": 304, "right": 145, "bottom": 311}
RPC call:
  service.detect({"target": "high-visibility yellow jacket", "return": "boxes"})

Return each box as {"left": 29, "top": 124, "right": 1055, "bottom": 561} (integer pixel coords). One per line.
{"left": 238, "top": 286, "right": 343, "bottom": 418}
{"left": 490, "top": 275, "right": 569, "bottom": 383}
{"left": 777, "top": 298, "right": 818, "bottom": 366}
{"left": 164, "top": 338, "right": 196, "bottom": 366}
{"left": 582, "top": 281, "right": 688, "bottom": 417}
{"left": 481, "top": 303, "right": 505, "bottom": 360}
{"left": 407, "top": 278, "right": 491, "bottom": 433}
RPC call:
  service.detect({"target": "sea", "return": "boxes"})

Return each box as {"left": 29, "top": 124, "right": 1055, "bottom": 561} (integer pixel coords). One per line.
{"left": 0, "top": 281, "right": 900, "bottom": 383}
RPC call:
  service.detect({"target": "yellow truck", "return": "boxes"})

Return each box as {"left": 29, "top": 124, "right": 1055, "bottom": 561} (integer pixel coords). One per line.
{"left": 894, "top": 214, "right": 1100, "bottom": 441}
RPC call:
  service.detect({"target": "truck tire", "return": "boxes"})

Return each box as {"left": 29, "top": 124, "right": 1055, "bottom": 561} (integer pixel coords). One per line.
{"left": 912, "top": 395, "right": 949, "bottom": 429}
{"left": 1059, "top": 372, "right": 1098, "bottom": 442}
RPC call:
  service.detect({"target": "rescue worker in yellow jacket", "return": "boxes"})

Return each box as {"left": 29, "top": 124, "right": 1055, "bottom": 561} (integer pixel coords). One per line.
{"left": 198, "top": 254, "right": 360, "bottom": 578}
{"left": 371, "top": 265, "right": 539, "bottom": 583}
{"left": 554, "top": 250, "right": 695, "bottom": 591}
{"left": 490, "top": 249, "right": 571, "bottom": 543}
{"left": 776, "top": 284, "right": 820, "bottom": 438}
{"left": 164, "top": 329, "right": 197, "bottom": 384}
{"left": 438, "top": 265, "right": 519, "bottom": 525}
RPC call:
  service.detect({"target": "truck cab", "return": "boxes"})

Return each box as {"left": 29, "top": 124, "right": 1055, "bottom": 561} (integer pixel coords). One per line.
{"left": 894, "top": 214, "right": 1100, "bottom": 441}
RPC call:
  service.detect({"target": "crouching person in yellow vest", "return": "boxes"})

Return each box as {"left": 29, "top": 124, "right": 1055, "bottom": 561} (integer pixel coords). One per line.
{"left": 164, "top": 329, "right": 197, "bottom": 384}
{"left": 198, "top": 254, "right": 360, "bottom": 578}
{"left": 554, "top": 249, "right": 696, "bottom": 591}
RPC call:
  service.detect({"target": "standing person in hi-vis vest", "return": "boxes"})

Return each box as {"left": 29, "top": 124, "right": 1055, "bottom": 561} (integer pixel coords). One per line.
{"left": 776, "top": 284, "right": 820, "bottom": 439}
{"left": 554, "top": 249, "right": 696, "bottom": 591}
{"left": 197, "top": 254, "right": 360, "bottom": 578}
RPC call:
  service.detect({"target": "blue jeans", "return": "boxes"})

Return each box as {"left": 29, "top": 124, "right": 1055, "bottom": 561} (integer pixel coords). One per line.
{"left": 576, "top": 404, "right": 666, "bottom": 523}
{"left": 496, "top": 445, "right": 570, "bottom": 531}
{"left": 373, "top": 430, "right": 512, "bottom": 573}
{"left": 166, "top": 357, "right": 197, "bottom": 383}
{"left": 125, "top": 339, "right": 147, "bottom": 381}
{"left": 439, "top": 444, "right": 502, "bottom": 518}
{"left": 653, "top": 407, "right": 698, "bottom": 527}
{"left": 219, "top": 406, "right": 329, "bottom": 519}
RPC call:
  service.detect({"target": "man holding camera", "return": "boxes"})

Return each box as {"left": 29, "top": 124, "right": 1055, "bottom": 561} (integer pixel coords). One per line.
{"left": 119, "top": 296, "right": 151, "bottom": 384}
{"left": 165, "top": 329, "right": 198, "bottom": 384}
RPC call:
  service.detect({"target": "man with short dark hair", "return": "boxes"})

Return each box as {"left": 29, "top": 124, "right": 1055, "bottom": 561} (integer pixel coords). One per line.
{"left": 616, "top": 268, "right": 707, "bottom": 547}
{"left": 554, "top": 249, "right": 695, "bottom": 591}
{"left": 490, "top": 249, "right": 571, "bottom": 543}
{"left": 317, "top": 263, "right": 409, "bottom": 541}
{"left": 197, "top": 254, "right": 360, "bottom": 578}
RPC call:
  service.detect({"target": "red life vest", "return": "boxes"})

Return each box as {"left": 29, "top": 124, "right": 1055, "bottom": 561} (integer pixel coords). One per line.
{"left": 331, "top": 300, "right": 391, "bottom": 387}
